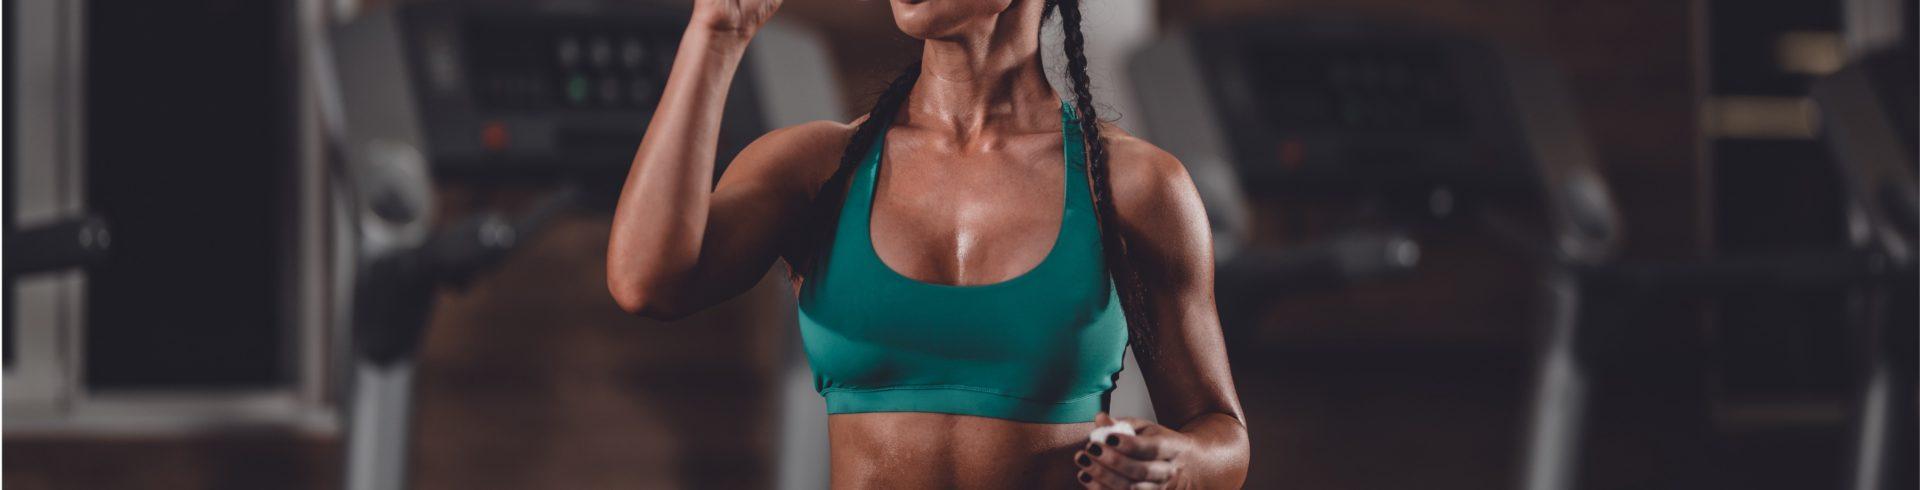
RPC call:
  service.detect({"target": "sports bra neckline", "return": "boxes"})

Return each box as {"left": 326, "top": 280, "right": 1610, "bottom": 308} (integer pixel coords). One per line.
{"left": 857, "top": 100, "right": 1082, "bottom": 290}
{"left": 795, "top": 99, "right": 1125, "bottom": 424}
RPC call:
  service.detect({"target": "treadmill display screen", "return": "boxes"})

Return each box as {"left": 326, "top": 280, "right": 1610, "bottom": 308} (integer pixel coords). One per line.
{"left": 1190, "top": 28, "right": 1519, "bottom": 191}
{"left": 462, "top": 17, "right": 676, "bottom": 112}
{"left": 1239, "top": 45, "right": 1467, "bottom": 132}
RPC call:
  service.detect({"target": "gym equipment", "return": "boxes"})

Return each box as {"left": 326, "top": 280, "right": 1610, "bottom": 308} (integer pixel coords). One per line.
{"left": 5, "top": 216, "right": 112, "bottom": 369}
{"left": 1129, "top": 20, "right": 1617, "bottom": 490}
{"left": 6, "top": 217, "right": 112, "bottom": 277}
{"left": 1524, "top": 47, "right": 1915, "bottom": 490}
{"left": 335, "top": 3, "right": 765, "bottom": 177}
{"left": 1812, "top": 47, "right": 1916, "bottom": 490}
{"left": 309, "top": 2, "right": 842, "bottom": 488}
{"left": 1130, "top": 19, "right": 1915, "bottom": 490}
{"left": 7, "top": 0, "right": 328, "bottom": 425}
{"left": 337, "top": 146, "right": 579, "bottom": 490}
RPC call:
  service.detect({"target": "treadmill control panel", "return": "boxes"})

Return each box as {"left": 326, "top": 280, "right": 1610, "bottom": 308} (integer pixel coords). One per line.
{"left": 459, "top": 16, "right": 675, "bottom": 111}
{"left": 336, "top": 3, "right": 768, "bottom": 176}
{"left": 1141, "top": 24, "right": 1540, "bottom": 194}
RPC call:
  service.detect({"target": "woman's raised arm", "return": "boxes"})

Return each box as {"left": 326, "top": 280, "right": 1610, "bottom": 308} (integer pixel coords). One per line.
{"left": 606, "top": 0, "right": 843, "bottom": 319}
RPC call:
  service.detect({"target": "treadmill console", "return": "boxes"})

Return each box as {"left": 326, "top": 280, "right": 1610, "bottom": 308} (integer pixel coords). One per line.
{"left": 332, "top": 3, "right": 771, "bottom": 177}
{"left": 1133, "top": 23, "right": 1581, "bottom": 196}
{"left": 1132, "top": 21, "right": 1617, "bottom": 257}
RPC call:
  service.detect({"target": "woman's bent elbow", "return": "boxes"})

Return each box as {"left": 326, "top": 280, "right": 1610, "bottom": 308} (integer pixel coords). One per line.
{"left": 607, "top": 280, "right": 695, "bottom": 321}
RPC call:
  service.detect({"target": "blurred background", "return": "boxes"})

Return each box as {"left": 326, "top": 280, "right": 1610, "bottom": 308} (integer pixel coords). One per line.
{"left": 4, "top": 0, "right": 1916, "bottom": 489}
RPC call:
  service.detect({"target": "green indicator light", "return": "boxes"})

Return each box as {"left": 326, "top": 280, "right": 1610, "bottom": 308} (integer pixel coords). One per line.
{"left": 566, "top": 75, "right": 590, "bottom": 104}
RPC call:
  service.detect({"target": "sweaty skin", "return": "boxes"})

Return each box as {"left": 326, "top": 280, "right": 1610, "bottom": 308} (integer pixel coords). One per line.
{"left": 605, "top": 0, "right": 1249, "bottom": 488}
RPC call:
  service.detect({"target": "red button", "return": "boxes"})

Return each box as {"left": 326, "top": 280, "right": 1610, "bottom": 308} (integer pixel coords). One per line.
{"left": 482, "top": 121, "right": 509, "bottom": 152}
{"left": 1278, "top": 137, "right": 1306, "bottom": 170}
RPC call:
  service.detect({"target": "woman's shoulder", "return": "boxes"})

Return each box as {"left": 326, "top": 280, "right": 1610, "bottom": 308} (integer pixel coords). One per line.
{"left": 726, "top": 119, "right": 862, "bottom": 191}
{"left": 748, "top": 118, "right": 860, "bottom": 164}
{"left": 761, "top": 118, "right": 861, "bottom": 146}
{"left": 1094, "top": 122, "right": 1197, "bottom": 209}
{"left": 1092, "top": 122, "right": 1213, "bottom": 251}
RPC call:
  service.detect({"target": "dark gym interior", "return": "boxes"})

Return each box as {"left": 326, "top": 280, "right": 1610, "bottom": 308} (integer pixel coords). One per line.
{"left": 5, "top": 0, "right": 1916, "bottom": 489}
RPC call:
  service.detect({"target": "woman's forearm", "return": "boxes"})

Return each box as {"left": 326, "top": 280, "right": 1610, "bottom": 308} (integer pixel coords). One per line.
{"left": 1175, "top": 412, "right": 1250, "bottom": 489}
{"left": 606, "top": 25, "right": 750, "bottom": 315}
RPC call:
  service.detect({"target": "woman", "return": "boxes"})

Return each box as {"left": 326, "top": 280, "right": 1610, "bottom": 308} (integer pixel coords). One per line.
{"left": 606, "top": 0, "right": 1248, "bottom": 487}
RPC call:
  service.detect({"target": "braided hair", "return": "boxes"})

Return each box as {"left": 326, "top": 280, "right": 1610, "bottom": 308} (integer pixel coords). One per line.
{"left": 797, "top": 0, "right": 1155, "bottom": 358}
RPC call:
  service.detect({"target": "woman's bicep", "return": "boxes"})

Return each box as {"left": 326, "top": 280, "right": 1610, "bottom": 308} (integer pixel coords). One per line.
{"left": 682, "top": 121, "right": 848, "bottom": 306}
{"left": 1111, "top": 139, "right": 1245, "bottom": 429}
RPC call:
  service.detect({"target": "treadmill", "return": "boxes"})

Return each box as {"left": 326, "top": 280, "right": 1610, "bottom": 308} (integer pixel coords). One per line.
{"left": 305, "top": 3, "right": 844, "bottom": 488}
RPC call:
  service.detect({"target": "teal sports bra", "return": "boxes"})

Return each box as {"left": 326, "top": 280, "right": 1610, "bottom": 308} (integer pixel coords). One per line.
{"left": 795, "top": 101, "right": 1129, "bottom": 424}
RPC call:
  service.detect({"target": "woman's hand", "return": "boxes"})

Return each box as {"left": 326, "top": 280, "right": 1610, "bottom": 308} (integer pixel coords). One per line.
{"left": 1074, "top": 413, "right": 1193, "bottom": 489}
{"left": 690, "top": 0, "right": 783, "bottom": 40}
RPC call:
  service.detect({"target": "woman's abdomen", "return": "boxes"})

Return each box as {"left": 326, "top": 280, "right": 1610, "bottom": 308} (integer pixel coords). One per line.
{"left": 826, "top": 412, "right": 1090, "bottom": 490}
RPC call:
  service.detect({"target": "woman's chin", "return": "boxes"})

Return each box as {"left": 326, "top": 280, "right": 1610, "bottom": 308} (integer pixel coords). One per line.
{"left": 890, "top": 16, "right": 945, "bottom": 40}
{"left": 889, "top": 0, "right": 1012, "bottom": 40}
{"left": 895, "top": 27, "right": 942, "bottom": 40}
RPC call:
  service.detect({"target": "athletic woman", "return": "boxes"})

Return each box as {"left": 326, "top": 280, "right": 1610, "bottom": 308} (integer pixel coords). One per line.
{"left": 606, "top": 0, "right": 1248, "bottom": 487}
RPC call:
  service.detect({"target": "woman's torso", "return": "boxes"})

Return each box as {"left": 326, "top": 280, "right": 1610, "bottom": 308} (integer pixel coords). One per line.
{"left": 796, "top": 102, "right": 1127, "bottom": 488}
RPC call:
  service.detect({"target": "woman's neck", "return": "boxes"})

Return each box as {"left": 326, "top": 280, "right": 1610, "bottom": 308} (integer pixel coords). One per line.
{"left": 905, "top": 8, "right": 1057, "bottom": 141}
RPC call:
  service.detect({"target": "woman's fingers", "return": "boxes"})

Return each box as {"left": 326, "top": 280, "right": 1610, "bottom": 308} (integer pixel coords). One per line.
{"left": 1080, "top": 413, "right": 1181, "bottom": 487}
{"left": 1073, "top": 450, "right": 1100, "bottom": 488}
{"left": 692, "top": 0, "right": 780, "bottom": 34}
{"left": 1101, "top": 422, "right": 1188, "bottom": 461}
{"left": 1079, "top": 454, "right": 1140, "bottom": 489}
{"left": 1084, "top": 442, "right": 1178, "bottom": 482}
{"left": 754, "top": 0, "right": 780, "bottom": 22}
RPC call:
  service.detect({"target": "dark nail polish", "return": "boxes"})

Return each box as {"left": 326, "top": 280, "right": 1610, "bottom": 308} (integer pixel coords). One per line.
{"left": 1077, "top": 454, "right": 1091, "bottom": 466}
{"left": 1106, "top": 435, "right": 1120, "bottom": 446}
{"left": 1088, "top": 444, "right": 1102, "bottom": 456}
{"left": 1079, "top": 472, "right": 1092, "bottom": 483}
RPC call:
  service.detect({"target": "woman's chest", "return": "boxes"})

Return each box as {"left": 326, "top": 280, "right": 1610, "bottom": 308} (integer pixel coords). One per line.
{"left": 868, "top": 146, "right": 1068, "bottom": 287}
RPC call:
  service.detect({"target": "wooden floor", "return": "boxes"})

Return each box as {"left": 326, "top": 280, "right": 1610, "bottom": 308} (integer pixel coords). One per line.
{"left": 5, "top": 432, "right": 341, "bottom": 490}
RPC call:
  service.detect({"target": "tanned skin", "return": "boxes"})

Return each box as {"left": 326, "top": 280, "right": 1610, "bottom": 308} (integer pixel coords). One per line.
{"left": 605, "top": 0, "right": 1249, "bottom": 487}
